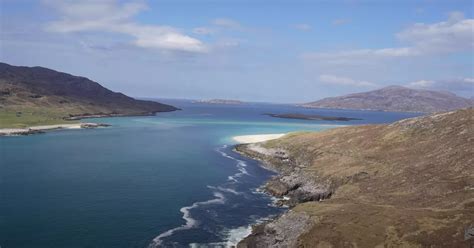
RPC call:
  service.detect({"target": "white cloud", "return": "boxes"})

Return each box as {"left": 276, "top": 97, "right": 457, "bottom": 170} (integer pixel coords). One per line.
{"left": 407, "top": 80, "right": 436, "bottom": 88}
{"left": 193, "top": 27, "right": 215, "bottom": 35}
{"left": 407, "top": 78, "right": 474, "bottom": 94}
{"left": 302, "top": 47, "right": 419, "bottom": 64}
{"left": 319, "top": 74, "right": 377, "bottom": 87}
{"left": 332, "top": 19, "right": 349, "bottom": 26}
{"left": 396, "top": 11, "right": 474, "bottom": 53}
{"left": 216, "top": 39, "right": 241, "bottom": 48}
{"left": 294, "top": 23, "right": 311, "bottom": 31}
{"left": 194, "top": 18, "right": 246, "bottom": 35}
{"left": 44, "top": 0, "right": 207, "bottom": 53}
{"left": 212, "top": 18, "right": 242, "bottom": 29}
{"left": 303, "top": 12, "right": 473, "bottom": 64}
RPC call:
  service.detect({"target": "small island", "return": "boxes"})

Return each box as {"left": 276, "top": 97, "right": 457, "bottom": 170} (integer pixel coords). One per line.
{"left": 264, "top": 113, "right": 361, "bottom": 121}
{"left": 194, "top": 99, "right": 244, "bottom": 105}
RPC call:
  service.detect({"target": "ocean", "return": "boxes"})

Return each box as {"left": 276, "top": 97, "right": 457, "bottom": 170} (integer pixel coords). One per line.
{"left": 0, "top": 100, "right": 420, "bottom": 247}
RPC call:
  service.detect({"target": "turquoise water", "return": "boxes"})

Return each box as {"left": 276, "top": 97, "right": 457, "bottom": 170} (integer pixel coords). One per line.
{"left": 0, "top": 100, "right": 420, "bottom": 247}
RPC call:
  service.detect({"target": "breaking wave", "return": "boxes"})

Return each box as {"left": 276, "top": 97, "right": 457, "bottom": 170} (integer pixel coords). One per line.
{"left": 149, "top": 144, "right": 275, "bottom": 247}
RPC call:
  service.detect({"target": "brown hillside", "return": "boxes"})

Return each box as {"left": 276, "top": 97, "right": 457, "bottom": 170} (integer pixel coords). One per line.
{"left": 238, "top": 108, "right": 474, "bottom": 247}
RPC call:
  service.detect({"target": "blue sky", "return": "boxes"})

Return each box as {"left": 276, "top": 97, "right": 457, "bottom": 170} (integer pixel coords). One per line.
{"left": 1, "top": 0, "right": 473, "bottom": 102}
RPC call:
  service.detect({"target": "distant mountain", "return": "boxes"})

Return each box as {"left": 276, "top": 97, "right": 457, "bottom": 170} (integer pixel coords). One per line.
{"left": 194, "top": 99, "right": 244, "bottom": 105}
{"left": 0, "top": 62, "right": 178, "bottom": 127}
{"left": 302, "top": 86, "right": 473, "bottom": 113}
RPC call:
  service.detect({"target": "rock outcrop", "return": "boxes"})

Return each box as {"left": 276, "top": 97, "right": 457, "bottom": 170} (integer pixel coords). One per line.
{"left": 237, "top": 211, "right": 313, "bottom": 248}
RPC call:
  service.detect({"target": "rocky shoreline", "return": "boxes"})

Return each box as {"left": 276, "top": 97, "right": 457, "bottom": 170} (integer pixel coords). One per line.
{"left": 234, "top": 143, "right": 333, "bottom": 247}
{"left": 234, "top": 108, "right": 474, "bottom": 247}
{"left": 235, "top": 144, "right": 334, "bottom": 206}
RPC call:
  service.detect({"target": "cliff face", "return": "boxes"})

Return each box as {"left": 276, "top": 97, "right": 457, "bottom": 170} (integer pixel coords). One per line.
{"left": 0, "top": 62, "right": 178, "bottom": 127}
{"left": 302, "top": 86, "right": 473, "bottom": 113}
{"left": 237, "top": 108, "right": 474, "bottom": 248}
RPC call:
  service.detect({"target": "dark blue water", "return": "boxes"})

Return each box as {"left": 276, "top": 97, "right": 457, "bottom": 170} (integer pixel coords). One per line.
{"left": 0, "top": 101, "right": 420, "bottom": 247}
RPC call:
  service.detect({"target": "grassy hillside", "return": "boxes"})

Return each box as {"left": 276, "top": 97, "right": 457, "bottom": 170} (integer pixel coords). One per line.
{"left": 238, "top": 108, "right": 474, "bottom": 247}
{"left": 0, "top": 62, "right": 178, "bottom": 128}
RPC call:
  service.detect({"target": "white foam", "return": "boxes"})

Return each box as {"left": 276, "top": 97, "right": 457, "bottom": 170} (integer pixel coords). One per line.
{"left": 206, "top": 217, "right": 274, "bottom": 248}
{"left": 216, "top": 146, "right": 251, "bottom": 182}
{"left": 251, "top": 188, "right": 264, "bottom": 195}
{"left": 150, "top": 145, "right": 255, "bottom": 247}
{"left": 227, "top": 176, "right": 238, "bottom": 182}
{"left": 237, "top": 160, "right": 247, "bottom": 167}
{"left": 215, "top": 146, "right": 237, "bottom": 161}
{"left": 238, "top": 166, "right": 249, "bottom": 175}
{"left": 187, "top": 225, "right": 252, "bottom": 248}
{"left": 189, "top": 242, "right": 227, "bottom": 248}
{"left": 149, "top": 192, "right": 226, "bottom": 247}
{"left": 223, "top": 225, "right": 253, "bottom": 247}
{"left": 207, "top": 185, "right": 242, "bottom": 195}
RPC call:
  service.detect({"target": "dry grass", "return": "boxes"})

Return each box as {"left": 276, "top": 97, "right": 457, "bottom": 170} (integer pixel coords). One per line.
{"left": 262, "top": 108, "right": 474, "bottom": 247}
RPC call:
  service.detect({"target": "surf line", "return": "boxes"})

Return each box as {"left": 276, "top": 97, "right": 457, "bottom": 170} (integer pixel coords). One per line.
{"left": 149, "top": 145, "right": 250, "bottom": 247}
{"left": 149, "top": 191, "right": 226, "bottom": 247}
{"left": 216, "top": 145, "right": 251, "bottom": 183}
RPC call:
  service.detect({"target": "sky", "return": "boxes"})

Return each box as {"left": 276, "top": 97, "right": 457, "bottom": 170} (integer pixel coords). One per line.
{"left": 1, "top": 0, "right": 473, "bottom": 103}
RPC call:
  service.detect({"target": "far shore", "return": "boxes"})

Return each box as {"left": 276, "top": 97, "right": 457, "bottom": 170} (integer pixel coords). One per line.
{"left": 0, "top": 123, "right": 110, "bottom": 136}
{"left": 232, "top": 133, "right": 287, "bottom": 144}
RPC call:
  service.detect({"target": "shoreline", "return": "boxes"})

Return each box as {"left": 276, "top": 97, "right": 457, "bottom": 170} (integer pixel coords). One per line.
{"left": 232, "top": 109, "right": 474, "bottom": 247}
{"left": 231, "top": 134, "right": 333, "bottom": 247}
{"left": 297, "top": 105, "right": 428, "bottom": 114}
{"left": 0, "top": 123, "right": 110, "bottom": 136}
{"left": 232, "top": 133, "right": 287, "bottom": 144}
{"left": 149, "top": 143, "right": 282, "bottom": 247}
{"left": 64, "top": 110, "right": 180, "bottom": 120}
{"left": 0, "top": 109, "right": 180, "bottom": 136}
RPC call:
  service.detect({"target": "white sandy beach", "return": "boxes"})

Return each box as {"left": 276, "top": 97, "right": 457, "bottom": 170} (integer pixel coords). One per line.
{"left": 232, "top": 133, "right": 287, "bottom": 144}
{"left": 0, "top": 123, "right": 105, "bottom": 136}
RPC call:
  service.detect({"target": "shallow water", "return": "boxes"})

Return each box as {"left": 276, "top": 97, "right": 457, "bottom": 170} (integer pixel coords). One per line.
{"left": 0, "top": 100, "right": 420, "bottom": 247}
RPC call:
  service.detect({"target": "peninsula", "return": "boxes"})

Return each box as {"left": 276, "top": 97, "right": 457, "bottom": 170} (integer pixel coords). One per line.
{"left": 0, "top": 62, "right": 178, "bottom": 130}
{"left": 236, "top": 108, "right": 474, "bottom": 247}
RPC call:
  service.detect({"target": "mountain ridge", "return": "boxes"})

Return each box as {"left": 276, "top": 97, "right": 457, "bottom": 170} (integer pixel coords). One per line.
{"left": 302, "top": 86, "right": 473, "bottom": 113}
{"left": 0, "top": 62, "right": 178, "bottom": 127}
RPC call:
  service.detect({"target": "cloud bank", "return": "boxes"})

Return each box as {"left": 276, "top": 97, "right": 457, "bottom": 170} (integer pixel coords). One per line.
{"left": 303, "top": 12, "right": 473, "bottom": 63}
{"left": 408, "top": 78, "right": 474, "bottom": 95}
{"left": 44, "top": 0, "right": 207, "bottom": 53}
{"left": 319, "top": 74, "right": 376, "bottom": 87}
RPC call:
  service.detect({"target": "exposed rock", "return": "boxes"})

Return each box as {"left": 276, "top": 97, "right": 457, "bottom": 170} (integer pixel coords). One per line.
{"left": 264, "top": 179, "right": 289, "bottom": 197}
{"left": 236, "top": 143, "right": 333, "bottom": 207}
{"left": 237, "top": 211, "right": 313, "bottom": 248}
{"left": 80, "top": 123, "right": 111, "bottom": 128}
